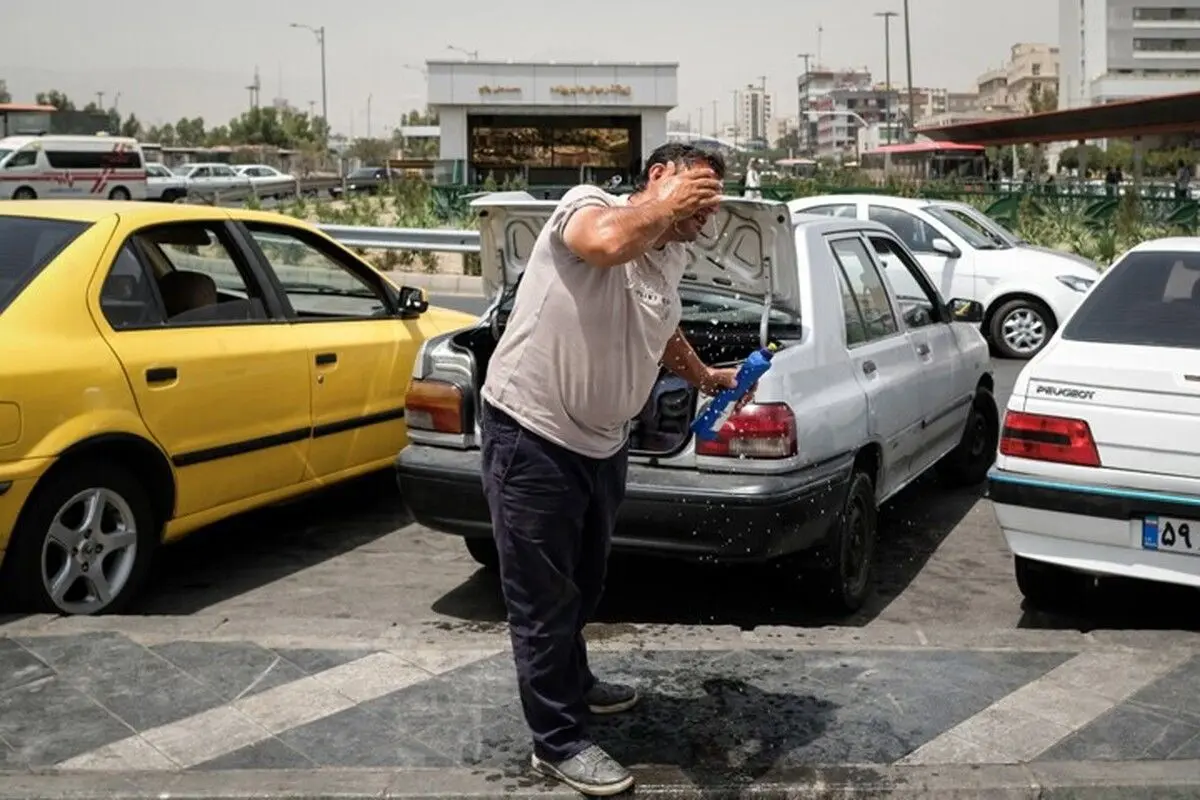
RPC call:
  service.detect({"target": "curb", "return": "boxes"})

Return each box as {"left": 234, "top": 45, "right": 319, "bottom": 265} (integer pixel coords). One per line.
{"left": 2, "top": 762, "right": 1199, "bottom": 799}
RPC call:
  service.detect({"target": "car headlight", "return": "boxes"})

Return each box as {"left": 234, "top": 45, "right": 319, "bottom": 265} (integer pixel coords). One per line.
{"left": 1057, "top": 275, "right": 1095, "bottom": 293}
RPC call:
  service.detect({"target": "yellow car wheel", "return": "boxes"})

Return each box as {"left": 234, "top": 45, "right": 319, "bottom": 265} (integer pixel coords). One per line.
{"left": 3, "top": 461, "right": 157, "bottom": 615}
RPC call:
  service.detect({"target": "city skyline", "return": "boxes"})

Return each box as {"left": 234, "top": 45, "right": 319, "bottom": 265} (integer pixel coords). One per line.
{"left": 2, "top": 0, "right": 1057, "bottom": 137}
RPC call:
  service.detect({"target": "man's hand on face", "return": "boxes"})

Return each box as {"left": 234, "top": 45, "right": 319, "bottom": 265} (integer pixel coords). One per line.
{"left": 649, "top": 161, "right": 724, "bottom": 222}
{"left": 699, "top": 366, "right": 758, "bottom": 413}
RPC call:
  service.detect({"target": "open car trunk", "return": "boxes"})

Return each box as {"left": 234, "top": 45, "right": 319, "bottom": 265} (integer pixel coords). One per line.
{"left": 451, "top": 191, "right": 803, "bottom": 457}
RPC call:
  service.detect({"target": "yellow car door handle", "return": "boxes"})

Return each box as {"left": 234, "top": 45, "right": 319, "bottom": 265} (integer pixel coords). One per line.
{"left": 146, "top": 367, "right": 177, "bottom": 384}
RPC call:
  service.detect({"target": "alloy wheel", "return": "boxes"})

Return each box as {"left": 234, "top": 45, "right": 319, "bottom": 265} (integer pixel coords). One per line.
{"left": 40, "top": 488, "right": 139, "bottom": 614}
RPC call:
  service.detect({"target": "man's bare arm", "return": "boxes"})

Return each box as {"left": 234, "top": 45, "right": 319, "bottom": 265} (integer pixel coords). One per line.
{"left": 561, "top": 202, "right": 676, "bottom": 268}
{"left": 560, "top": 162, "right": 722, "bottom": 268}
{"left": 661, "top": 328, "right": 712, "bottom": 390}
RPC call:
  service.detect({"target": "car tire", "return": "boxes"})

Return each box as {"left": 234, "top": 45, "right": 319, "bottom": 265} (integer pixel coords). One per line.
{"left": 2, "top": 461, "right": 158, "bottom": 616}
{"left": 12, "top": 187, "right": 36, "bottom": 200}
{"left": 937, "top": 387, "right": 1001, "bottom": 487}
{"left": 1014, "top": 555, "right": 1092, "bottom": 611}
{"left": 988, "top": 298, "right": 1056, "bottom": 360}
{"left": 108, "top": 187, "right": 131, "bottom": 201}
{"left": 814, "top": 470, "right": 878, "bottom": 614}
{"left": 464, "top": 537, "right": 499, "bottom": 571}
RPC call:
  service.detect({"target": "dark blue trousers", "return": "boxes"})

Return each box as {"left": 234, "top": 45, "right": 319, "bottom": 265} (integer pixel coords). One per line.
{"left": 479, "top": 401, "right": 628, "bottom": 762}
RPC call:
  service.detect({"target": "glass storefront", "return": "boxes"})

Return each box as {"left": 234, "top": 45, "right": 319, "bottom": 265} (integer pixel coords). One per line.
{"left": 467, "top": 114, "right": 641, "bottom": 186}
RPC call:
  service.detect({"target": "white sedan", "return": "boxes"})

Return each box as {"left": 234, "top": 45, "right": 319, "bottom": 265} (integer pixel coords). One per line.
{"left": 788, "top": 194, "right": 1102, "bottom": 359}
{"left": 990, "top": 237, "right": 1200, "bottom": 608}
{"left": 234, "top": 164, "right": 297, "bottom": 199}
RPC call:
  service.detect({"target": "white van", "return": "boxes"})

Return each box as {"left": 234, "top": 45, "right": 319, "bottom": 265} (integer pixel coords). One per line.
{"left": 0, "top": 134, "right": 148, "bottom": 201}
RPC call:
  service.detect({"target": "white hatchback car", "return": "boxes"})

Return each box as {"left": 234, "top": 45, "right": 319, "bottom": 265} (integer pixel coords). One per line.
{"left": 787, "top": 194, "right": 1102, "bottom": 360}
{"left": 990, "top": 237, "right": 1200, "bottom": 608}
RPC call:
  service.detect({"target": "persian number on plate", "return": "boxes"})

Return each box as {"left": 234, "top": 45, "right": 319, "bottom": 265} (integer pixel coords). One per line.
{"left": 1143, "top": 515, "right": 1200, "bottom": 555}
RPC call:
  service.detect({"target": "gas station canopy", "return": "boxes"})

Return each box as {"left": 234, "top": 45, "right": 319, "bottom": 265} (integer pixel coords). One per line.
{"left": 915, "top": 90, "right": 1200, "bottom": 146}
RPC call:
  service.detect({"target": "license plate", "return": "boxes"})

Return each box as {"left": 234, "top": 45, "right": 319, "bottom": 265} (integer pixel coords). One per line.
{"left": 1142, "top": 516, "right": 1200, "bottom": 555}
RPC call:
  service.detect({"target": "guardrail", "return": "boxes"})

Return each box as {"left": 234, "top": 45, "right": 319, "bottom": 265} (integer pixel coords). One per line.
{"left": 318, "top": 224, "right": 481, "bottom": 254}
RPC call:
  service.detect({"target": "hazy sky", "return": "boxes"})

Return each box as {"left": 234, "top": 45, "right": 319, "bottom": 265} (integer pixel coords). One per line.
{"left": 2, "top": 0, "right": 1057, "bottom": 135}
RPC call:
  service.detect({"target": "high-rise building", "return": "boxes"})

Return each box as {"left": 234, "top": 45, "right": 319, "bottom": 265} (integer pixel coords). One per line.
{"left": 1060, "top": 0, "right": 1200, "bottom": 108}
{"left": 738, "top": 86, "right": 773, "bottom": 145}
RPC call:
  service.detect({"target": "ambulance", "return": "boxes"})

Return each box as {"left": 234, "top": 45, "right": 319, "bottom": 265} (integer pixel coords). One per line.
{"left": 0, "top": 134, "right": 148, "bottom": 201}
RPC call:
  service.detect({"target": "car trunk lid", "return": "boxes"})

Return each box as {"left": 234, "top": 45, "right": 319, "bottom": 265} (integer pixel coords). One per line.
{"left": 1020, "top": 339, "right": 1200, "bottom": 479}
{"left": 470, "top": 191, "right": 800, "bottom": 345}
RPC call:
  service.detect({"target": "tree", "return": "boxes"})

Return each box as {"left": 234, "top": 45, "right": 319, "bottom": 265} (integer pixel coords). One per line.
{"left": 143, "top": 123, "right": 177, "bottom": 146}
{"left": 0, "top": 80, "right": 11, "bottom": 104}
{"left": 348, "top": 137, "right": 394, "bottom": 165}
{"left": 1027, "top": 83, "right": 1058, "bottom": 114}
{"left": 225, "top": 106, "right": 327, "bottom": 149}
{"left": 35, "top": 90, "right": 75, "bottom": 111}
{"left": 173, "top": 117, "right": 207, "bottom": 147}
{"left": 120, "top": 113, "right": 143, "bottom": 139}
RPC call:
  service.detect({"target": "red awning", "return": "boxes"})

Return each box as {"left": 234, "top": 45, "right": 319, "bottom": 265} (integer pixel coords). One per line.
{"left": 916, "top": 90, "right": 1200, "bottom": 145}
{"left": 0, "top": 104, "right": 57, "bottom": 113}
{"left": 865, "top": 141, "right": 986, "bottom": 156}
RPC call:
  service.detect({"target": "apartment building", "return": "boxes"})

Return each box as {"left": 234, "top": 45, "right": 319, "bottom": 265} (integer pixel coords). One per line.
{"left": 813, "top": 87, "right": 902, "bottom": 160}
{"left": 895, "top": 87, "right": 980, "bottom": 122}
{"left": 796, "top": 67, "right": 872, "bottom": 154}
{"left": 1060, "top": 0, "right": 1200, "bottom": 108}
{"left": 973, "top": 43, "right": 1060, "bottom": 112}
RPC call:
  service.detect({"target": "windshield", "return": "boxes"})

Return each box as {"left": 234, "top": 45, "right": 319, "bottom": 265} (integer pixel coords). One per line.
{"left": 1063, "top": 250, "right": 1200, "bottom": 349}
{"left": 0, "top": 216, "right": 91, "bottom": 314}
{"left": 923, "top": 204, "right": 1014, "bottom": 250}
{"left": 0, "top": 149, "right": 11, "bottom": 166}
{"left": 172, "top": 166, "right": 194, "bottom": 176}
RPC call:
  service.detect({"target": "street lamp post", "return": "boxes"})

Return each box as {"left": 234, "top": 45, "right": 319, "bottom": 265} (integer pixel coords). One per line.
{"left": 731, "top": 89, "right": 740, "bottom": 149}
{"left": 291, "top": 22, "right": 328, "bottom": 143}
{"left": 903, "top": 0, "right": 915, "bottom": 140}
{"left": 875, "top": 11, "right": 898, "bottom": 144}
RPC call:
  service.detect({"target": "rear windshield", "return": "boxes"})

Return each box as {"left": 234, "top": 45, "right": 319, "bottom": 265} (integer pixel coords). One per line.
{"left": 679, "top": 287, "right": 801, "bottom": 329}
{"left": 1062, "top": 250, "right": 1200, "bottom": 348}
{"left": 0, "top": 216, "right": 90, "bottom": 313}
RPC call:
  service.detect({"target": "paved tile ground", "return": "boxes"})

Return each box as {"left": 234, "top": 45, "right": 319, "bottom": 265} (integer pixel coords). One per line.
{"left": 3, "top": 630, "right": 1200, "bottom": 783}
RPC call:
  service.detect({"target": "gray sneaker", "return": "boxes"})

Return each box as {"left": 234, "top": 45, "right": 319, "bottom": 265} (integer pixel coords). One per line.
{"left": 585, "top": 681, "right": 639, "bottom": 715}
{"left": 531, "top": 744, "right": 634, "bottom": 796}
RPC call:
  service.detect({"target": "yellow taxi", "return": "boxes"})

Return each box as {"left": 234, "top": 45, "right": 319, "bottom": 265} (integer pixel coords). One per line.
{"left": 0, "top": 200, "right": 477, "bottom": 615}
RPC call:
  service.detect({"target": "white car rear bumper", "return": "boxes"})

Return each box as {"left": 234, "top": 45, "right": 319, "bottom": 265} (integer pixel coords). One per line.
{"left": 990, "top": 468, "right": 1200, "bottom": 589}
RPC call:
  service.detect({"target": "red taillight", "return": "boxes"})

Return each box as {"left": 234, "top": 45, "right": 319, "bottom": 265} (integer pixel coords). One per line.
{"left": 405, "top": 379, "right": 464, "bottom": 434}
{"left": 999, "top": 410, "right": 1100, "bottom": 467}
{"left": 695, "top": 402, "right": 797, "bottom": 459}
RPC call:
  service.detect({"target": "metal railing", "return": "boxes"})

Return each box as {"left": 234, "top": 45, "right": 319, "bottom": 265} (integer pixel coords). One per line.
{"left": 318, "top": 224, "right": 481, "bottom": 254}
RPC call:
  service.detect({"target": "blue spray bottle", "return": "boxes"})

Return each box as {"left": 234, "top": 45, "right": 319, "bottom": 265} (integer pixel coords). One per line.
{"left": 691, "top": 343, "right": 779, "bottom": 442}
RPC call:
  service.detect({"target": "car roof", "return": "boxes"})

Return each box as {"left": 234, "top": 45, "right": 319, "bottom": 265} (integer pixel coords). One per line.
{"left": 791, "top": 212, "right": 896, "bottom": 237}
{"left": 0, "top": 200, "right": 315, "bottom": 228}
{"left": 788, "top": 193, "right": 939, "bottom": 211}
{"left": 1125, "top": 236, "right": 1200, "bottom": 254}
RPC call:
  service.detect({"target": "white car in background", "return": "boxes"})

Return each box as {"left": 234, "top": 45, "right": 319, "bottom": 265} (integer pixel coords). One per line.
{"left": 144, "top": 162, "right": 189, "bottom": 202}
{"left": 990, "top": 238, "right": 1200, "bottom": 608}
{"left": 788, "top": 194, "right": 1102, "bottom": 359}
{"left": 234, "top": 164, "right": 297, "bottom": 199}
{"left": 172, "top": 162, "right": 253, "bottom": 202}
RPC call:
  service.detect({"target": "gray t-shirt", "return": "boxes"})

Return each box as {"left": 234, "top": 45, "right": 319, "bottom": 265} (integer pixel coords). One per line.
{"left": 481, "top": 184, "right": 689, "bottom": 459}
